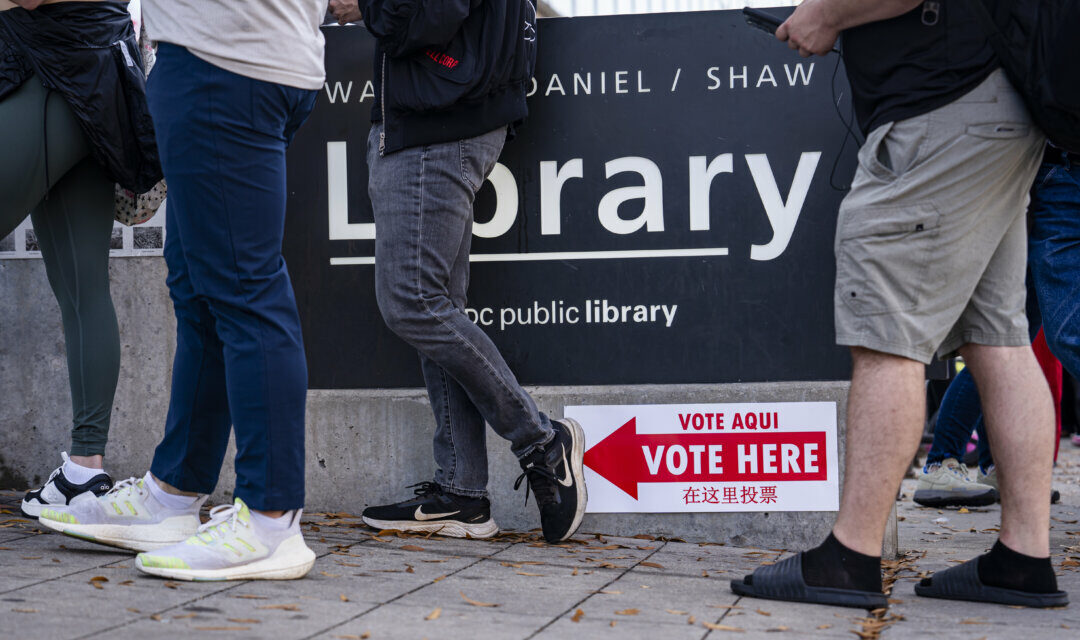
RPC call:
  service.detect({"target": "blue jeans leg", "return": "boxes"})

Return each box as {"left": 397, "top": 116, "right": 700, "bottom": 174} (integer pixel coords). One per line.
{"left": 928, "top": 368, "right": 981, "bottom": 466}
{"left": 368, "top": 124, "right": 554, "bottom": 497}
{"left": 146, "top": 44, "right": 316, "bottom": 510}
{"left": 1029, "top": 153, "right": 1080, "bottom": 381}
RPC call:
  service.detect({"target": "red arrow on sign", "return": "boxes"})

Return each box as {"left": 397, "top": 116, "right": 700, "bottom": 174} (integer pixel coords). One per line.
{"left": 582, "top": 418, "right": 828, "bottom": 499}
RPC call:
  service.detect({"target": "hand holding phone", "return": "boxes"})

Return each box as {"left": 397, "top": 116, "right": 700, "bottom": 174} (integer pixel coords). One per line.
{"left": 743, "top": 6, "right": 840, "bottom": 56}
{"left": 742, "top": 8, "right": 784, "bottom": 36}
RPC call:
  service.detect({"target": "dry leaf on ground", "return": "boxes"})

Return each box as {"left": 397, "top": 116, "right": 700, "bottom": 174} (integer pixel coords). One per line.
{"left": 571, "top": 609, "right": 585, "bottom": 622}
{"left": 703, "top": 622, "right": 744, "bottom": 631}
{"left": 460, "top": 591, "right": 499, "bottom": 607}
{"left": 615, "top": 609, "right": 640, "bottom": 615}
{"left": 425, "top": 607, "right": 442, "bottom": 621}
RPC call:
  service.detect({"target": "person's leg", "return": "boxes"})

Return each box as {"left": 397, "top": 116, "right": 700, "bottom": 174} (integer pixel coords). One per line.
{"left": 370, "top": 126, "right": 553, "bottom": 462}
{"left": 0, "top": 78, "right": 116, "bottom": 471}
{"left": 925, "top": 368, "right": 979, "bottom": 465}
{"left": 422, "top": 224, "right": 490, "bottom": 497}
{"left": 3, "top": 79, "right": 121, "bottom": 517}
{"left": 146, "top": 45, "right": 312, "bottom": 513}
{"left": 148, "top": 204, "right": 232, "bottom": 496}
{"left": 833, "top": 349, "right": 926, "bottom": 556}
{"left": 1029, "top": 153, "right": 1080, "bottom": 380}
{"left": 424, "top": 143, "right": 495, "bottom": 498}
{"left": 29, "top": 157, "right": 119, "bottom": 463}
{"left": 961, "top": 344, "right": 1054, "bottom": 557}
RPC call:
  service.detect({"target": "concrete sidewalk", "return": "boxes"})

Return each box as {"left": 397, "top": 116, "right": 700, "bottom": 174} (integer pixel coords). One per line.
{"left": 0, "top": 446, "right": 1078, "bottom": 640}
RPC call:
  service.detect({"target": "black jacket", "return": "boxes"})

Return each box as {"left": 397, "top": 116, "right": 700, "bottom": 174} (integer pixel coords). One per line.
{"left": 0, "top": 2, "right": 161, "bottom": 194}
{"left": 359, "top": 0, "right": 537, "bottom": 154}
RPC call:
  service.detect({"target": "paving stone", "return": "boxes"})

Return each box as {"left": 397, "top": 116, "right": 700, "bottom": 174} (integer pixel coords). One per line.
{"left": 312, "top": 602, "right": 548, "bottom": 640}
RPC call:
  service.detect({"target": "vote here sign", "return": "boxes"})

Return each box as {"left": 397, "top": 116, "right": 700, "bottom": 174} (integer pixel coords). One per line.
{"left": 566, "top": 402, "right": 839, "bottom": 513}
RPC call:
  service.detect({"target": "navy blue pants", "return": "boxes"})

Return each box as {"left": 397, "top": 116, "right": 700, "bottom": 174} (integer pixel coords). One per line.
{"left": 929, "top": 151, "right": 1080, "bottom": 473}
{"left": 145, "top": 44, "right": 316, "bottom": 511}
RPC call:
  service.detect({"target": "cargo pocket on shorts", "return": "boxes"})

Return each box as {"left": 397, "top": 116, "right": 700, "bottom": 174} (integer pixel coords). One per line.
{"left": 836, "top": 203, "right": 942, "bottom": 317}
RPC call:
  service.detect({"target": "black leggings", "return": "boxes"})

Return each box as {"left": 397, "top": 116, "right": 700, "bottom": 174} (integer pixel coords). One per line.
{"left": 0, "top": 76, "right": 119, "bottom": 457}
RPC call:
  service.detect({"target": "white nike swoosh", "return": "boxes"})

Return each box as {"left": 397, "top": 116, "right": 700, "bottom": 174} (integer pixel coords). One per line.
{"left": 414, "top": 506, "right": 461, "bottom": 521}
{"left": 557, "top": 444, "right": 574, "bottom": 487}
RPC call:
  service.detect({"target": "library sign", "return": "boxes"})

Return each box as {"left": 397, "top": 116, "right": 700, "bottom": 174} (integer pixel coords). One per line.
{"left": 283, "top": 9, "right": 857, "bottom": 389}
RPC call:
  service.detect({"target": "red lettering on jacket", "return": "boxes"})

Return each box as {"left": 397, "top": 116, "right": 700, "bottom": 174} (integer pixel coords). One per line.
{"left": 425, "top": 50, "right": 460, "bottom": 70}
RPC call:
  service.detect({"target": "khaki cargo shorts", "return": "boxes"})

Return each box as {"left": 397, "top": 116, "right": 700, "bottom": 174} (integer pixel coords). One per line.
{"left": 835, "top": 70, "right": 1046, "bottom": 363}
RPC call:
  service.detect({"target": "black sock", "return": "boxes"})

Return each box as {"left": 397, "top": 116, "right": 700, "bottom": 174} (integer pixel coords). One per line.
{"left": 801, "top": 532, "right": 881, "bottom": 592}
{"left": 977, "top": 540, "right": 1058, "bottom": 593}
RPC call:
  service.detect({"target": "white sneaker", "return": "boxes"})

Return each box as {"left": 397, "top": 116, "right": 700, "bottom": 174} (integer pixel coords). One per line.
{"left": 37, "top": 476, "right": 206, "bottom": 552}
{"left": 20, "top": 452, "right": 113, "bottom": 519}
{"left": 135, "top": 499, "right": 315, "bottom": 581}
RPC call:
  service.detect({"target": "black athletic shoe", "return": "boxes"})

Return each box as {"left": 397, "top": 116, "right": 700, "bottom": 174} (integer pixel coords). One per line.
{"left": 361, "top": 482, "right": 498, "bottom": 538}
{"left": 514, "top": 418, "right": 588, "bottom": 543}
{"left": 20, "top": 453, "right": 113, "bottom": 519}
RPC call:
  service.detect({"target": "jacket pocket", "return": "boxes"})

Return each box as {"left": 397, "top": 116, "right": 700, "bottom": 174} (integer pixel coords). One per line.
{"left": 836, "top": 202, "right": 941, "bottom": 317}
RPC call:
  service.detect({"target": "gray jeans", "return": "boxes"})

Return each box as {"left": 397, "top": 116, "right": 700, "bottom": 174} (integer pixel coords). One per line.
{"left": 367, "top": 123, "right": 554, "bottom": 498}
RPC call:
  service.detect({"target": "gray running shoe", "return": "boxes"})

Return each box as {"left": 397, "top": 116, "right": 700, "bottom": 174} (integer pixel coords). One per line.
{"left": 912, "top": 458, "right": 997, "bottom": 508}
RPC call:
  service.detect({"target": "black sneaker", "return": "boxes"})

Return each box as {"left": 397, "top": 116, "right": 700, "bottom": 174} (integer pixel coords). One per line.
{"left": 514, "top": 418, "right": 588, "bottom": 543}
{"left": 361, "top": 482, "right": 498, "bottom": 538}
{"left": 20, "top": 452, "right": 113, "bottom": 519}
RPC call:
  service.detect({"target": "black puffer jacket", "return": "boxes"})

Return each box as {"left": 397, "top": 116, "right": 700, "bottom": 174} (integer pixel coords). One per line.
{"left": 0, "top": 2, "right": 161, "bottom": 194}
{"left": 359, "top": 0, "right": 538, "bottom": 154}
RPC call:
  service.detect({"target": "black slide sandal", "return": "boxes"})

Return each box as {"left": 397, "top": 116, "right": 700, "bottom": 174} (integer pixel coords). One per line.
{"left": 914, "top": 557, "right": 1069, "bottom": 607}
{"left": 730, "top": 553, "right": 888, "bottom": 610}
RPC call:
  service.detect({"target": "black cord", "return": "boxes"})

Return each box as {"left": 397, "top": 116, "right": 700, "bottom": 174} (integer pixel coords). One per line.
{"left": 828, "top": 43, "right": 864, "bottom": 192}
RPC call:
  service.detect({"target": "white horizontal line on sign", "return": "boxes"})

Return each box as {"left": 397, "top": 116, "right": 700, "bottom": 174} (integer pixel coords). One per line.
{"left": 330, "top": 247, "right": 730, "bottom": 266}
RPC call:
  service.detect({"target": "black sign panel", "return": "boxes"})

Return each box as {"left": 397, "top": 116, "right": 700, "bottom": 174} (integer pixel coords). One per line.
{"left": 284, "top": 10, "right": 859, "bottom": 389}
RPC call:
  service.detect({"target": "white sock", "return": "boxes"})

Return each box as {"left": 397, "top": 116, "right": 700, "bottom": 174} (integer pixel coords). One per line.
{"left": 144, "top": 472, "right": 200, "bottom": 510}
{"left": 250, "top": 508, "right": 299, "bottom": 532}
{"left": 62, "top": 457, "right": 105, "bottom": 485}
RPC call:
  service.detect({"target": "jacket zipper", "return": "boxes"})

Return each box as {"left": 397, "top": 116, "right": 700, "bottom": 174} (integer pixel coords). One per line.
{"left": 379, "top": 53, "right": 387, "bottom": 156}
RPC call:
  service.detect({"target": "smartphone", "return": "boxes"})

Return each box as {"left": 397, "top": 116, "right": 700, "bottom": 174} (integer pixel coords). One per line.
{"left": 742, "top": 7, "right": 784, "bottom": 36}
